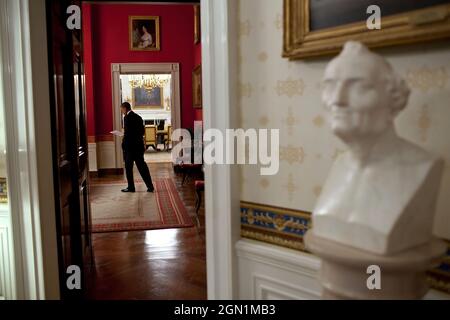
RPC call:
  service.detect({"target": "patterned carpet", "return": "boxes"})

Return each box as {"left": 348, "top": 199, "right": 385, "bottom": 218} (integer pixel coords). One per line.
{"left": 90, "top": 178, "right": 194, "bottom": 233}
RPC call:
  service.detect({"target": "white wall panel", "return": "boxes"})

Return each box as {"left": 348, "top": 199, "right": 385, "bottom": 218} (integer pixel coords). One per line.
{"left": 236, "top": 239, "right": 450, "bottom": 300}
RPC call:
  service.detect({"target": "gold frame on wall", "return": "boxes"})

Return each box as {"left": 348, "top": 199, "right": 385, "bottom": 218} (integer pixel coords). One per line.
{"left": 192, "top": 65, "right": 202, "bottom": 109}
{"left": 132, "top": 87, "right": 164, "bottom": 110}
{"left": 129, "top": 16, "right": 161, "bottom": 51}
{"left": 283, "top": 0, "right": 450, "bottom": 59}
{"left": 194, "top": 4, "right": 201, "bottom": 44}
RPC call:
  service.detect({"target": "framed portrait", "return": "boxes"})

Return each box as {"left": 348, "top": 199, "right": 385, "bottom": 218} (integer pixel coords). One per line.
{"left": 0, "top": 178, "right": 7, "bottom": 203}
{"left": 132, "top": 87, "right": 164, "bottom": 109}
{"left": 283, "top": 0, "right": 450, "bottom": 59}
{"left": 192, "top": 65, "right": 202, "bottom": 109}
{"left": 194, "top": 5, "right": 201, "bottom": 44}
{"left": 129, "top": 16, "right": 160, "bottom": 51}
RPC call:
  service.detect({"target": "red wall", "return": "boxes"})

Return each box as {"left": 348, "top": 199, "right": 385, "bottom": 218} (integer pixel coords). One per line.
{"left": 82, "top": 3, "right": 96, "bottom": 137}
{"left": 83, "top": 3, "right": 197, "bottom": 137}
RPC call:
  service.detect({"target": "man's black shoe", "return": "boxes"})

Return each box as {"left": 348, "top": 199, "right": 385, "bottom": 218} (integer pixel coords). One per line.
{"left": 121, "top": 188, "right": 135, "bottom": 193}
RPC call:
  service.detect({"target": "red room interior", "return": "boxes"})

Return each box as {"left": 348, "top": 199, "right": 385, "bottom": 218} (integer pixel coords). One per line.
{"left": 82, "top": 3, "right": 202, "bottom": 142}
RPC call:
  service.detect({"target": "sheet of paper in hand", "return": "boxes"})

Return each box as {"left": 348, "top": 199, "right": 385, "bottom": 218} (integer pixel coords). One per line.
{"left": 110, "top": 130, "right": 124, "bottom": 137}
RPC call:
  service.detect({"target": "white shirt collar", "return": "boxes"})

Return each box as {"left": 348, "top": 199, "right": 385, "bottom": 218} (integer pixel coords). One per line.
{"left": 126, "top": 110, "right": 132, "bottom": 115}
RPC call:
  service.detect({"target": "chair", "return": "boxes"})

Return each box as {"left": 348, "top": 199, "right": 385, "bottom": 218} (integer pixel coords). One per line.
{"left": 194, "top": 180, "right": 204, "bottom": 214}
{"left": 194, "top": 180, "right": 204, "bottom": 230}
{"left": 145, "top": 125, "right": 157, "bottom": 150}
{"left": 165, "top": 125, "right": 172, "bottom": 151}
{"left": 180, "top": 163, "right": 203, "bottom": 185}
{"left": 156, "top": 119, "right": 165, "bottom": 131}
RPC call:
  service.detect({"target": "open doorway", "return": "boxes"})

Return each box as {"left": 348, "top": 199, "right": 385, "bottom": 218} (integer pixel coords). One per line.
{"left": 122, "top": 73, "right": 173, "bottom": 162}
{"left": 1, "top": 0, "right": 239, "bottom": 301}
{"left": 80, "top": 2, "right": 206, "bottom": 300}
{"left": 42, "top": 0, "right": 208, "bottom": 299}
{"left": 82, "top": 2, "right": 206, "bottom": 299}
{"left": 110, "top": 62, "right": 182, "bottom": 167}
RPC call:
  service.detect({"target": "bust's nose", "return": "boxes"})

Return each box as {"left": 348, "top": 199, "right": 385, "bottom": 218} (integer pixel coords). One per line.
{"left": 330, "top": 82, "right": 348, "bottom": 108}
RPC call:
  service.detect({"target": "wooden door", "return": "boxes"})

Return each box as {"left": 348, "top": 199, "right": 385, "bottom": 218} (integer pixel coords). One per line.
{"left": 46, "top": 0, "right": 93, "bottom": 299}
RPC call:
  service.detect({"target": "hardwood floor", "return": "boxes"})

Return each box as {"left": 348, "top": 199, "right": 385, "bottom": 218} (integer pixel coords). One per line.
{"left": 86, "top": 161, "right": 206, "bottom": 300}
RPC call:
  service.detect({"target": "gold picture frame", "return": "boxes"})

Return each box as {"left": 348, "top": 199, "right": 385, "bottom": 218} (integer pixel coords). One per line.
{"left": 194, "top": 5, "right": 201, "bottom": 44}
{"left": 129, "top": 16, "right": 160, "bottom": 51}
{"left": 132, "top": 87, "right": 164, "bottom": 110}
{"left": 192, "top": 65, "right": 202, "bottom": 109}
{"left": 0, "top": 178, "right": 7, "bottom": 203}
{"left": 283, "top": 0, "right": 450, "bottom": 59}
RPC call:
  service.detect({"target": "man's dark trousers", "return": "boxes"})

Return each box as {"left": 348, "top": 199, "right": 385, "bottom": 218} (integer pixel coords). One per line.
{"left": 122, "top": 110, "right": 154, "bottom": 191}
{"left": 124, "top": 149, "right": 153, "bottom": 190}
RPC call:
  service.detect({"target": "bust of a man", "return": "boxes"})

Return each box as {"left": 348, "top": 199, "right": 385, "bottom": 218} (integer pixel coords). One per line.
{"left": 313, "top": 41, "right": 444, "bottom": 255}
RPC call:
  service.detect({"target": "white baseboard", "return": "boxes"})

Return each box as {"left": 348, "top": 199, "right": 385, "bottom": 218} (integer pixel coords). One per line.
{"left": 97, "top": 141, "right": 116, "bottom": 169}
{"left": 88, "top": 142, "right": 97, "bottom": 172}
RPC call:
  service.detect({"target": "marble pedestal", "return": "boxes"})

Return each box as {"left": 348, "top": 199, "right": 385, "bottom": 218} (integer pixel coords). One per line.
{"left": 304, "top": 231, "right": 447, "bottom": 300}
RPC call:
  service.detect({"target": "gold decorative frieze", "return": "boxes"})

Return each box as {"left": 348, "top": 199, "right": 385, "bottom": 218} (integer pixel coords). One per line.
{"left": 241, "top": 228, "right": 306, "bottom": 251}
{"left": 241, "top": 201, "right": 312, "bottom": 251}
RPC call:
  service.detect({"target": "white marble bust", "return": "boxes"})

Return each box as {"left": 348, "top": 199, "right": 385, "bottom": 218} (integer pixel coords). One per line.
{"left": 313, "top": 41, "right": 444, "bottom": 255}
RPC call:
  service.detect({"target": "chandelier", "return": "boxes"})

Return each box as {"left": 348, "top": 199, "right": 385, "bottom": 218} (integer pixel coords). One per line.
{"left": 129, "top": 74, "right": 169, "bottom": 92}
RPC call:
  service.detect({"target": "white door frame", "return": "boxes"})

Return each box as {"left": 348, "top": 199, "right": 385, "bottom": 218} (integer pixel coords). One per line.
{"left": 111, "top": 62, "right": 181, "bottom": 168}
{"left": 0, "top": 0, "right": 59, "bottom": 299}
{"left": 202, "top": 0, "right": 241, "bottom": 299}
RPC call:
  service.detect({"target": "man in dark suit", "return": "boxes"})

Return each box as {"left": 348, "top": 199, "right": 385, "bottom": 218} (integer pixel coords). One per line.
{"left": 120, "top": 102, "right": 154, "bottom": 193}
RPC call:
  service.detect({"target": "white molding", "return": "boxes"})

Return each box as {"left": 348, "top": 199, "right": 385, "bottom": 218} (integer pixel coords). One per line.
{"left": 236, "top": 239, "right": 321, "bottom": 277}
{"left": 236, "top": 239, "right": 450, "bottom": 300}
{"left": 202, "top": 0, "right": 241, "bottom": 299}
{"left": 0, "top": 0, "right": 59, "bottom": 299}
{"left": 111, "top": 62, "right": 181, "bottom": 169}
{"left": 1, "top": 0, "right": 30, "bottom": 300}
{"left": 236, "top": 239, "right": 322, "bottom": 300}
{"left": 253, "top": 274, "right": 320, "bottom": 300}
